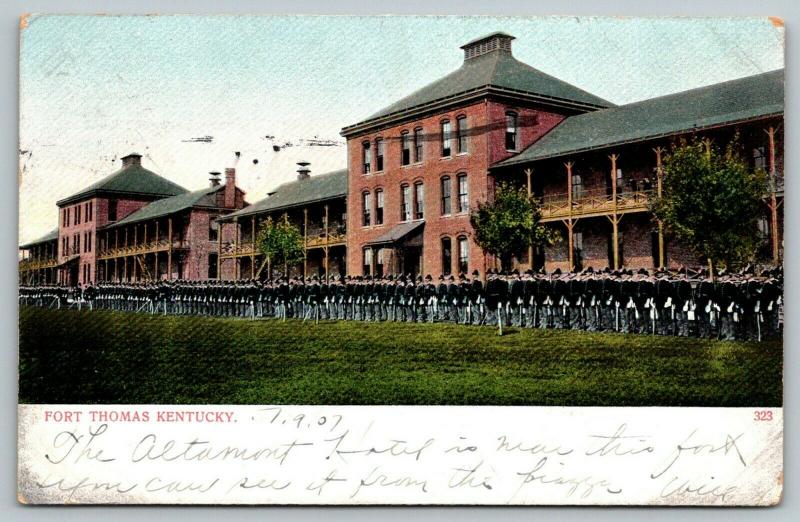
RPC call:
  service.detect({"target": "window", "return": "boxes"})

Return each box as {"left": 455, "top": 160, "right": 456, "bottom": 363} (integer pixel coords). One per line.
{"left": 88, "top": 202, "right": 93, "bottom": 222}
{"left": 66, "top": 208, "right": 71, "bottom": 227}
{"left": 616, "top": 168, "right": 624, "bottom": 192}
{"left": 456, "top": 115, "right": 468, "bottom": 153}
{"left": 458, "top": 236, "right": 469, "bottom": 274}
{"left": 441, "top": 120, "right": 452, "bottom": 157}
{"left": 375, "top": 189, "right": 384, "bottom": 225}
{"left": 209, "top": 216, "right": 219, "bottom": 241}
{"left": 400, "top": 184, "right": 412, "bottom": 221}
{"left": 441, "top": 176, "right": 452, "bottom": 215}
{"left": 572, "top": 174, "right": 583, "bottom": 200}
{"left": 62, "top": 209, "right": 66, "bottom": 226}
{"left": 363, "top": 247, "right": 372, "bottom": 275}
{"left": 414, "top": 182, "right": 424, "bottom": 219}
{"left": 362, "top": 192, "right": 372, "bottom": 227}
{"left": 376, "top": 248, "right": 385, "bottom": 277}
{"left": 505, "top": 112, "right": 518, "bottom": 151}
{"left": 208, "top": 253, "right": 218, "bottom": 279}
{"left": 441, "top": 237, "right": 452, "bottom": 276}
{"left": 108, "top": 200, "right": 117, "bottom": 221}
{"left": 573, "top": 231, "right": 583, "bottom": 271}
{"left": 753, "top": 146, "right": 767, "bottom": 170}
{"left": 757, "top": 217, "right": 770, "bottom": 239}
{"left": 457, "top": 174, "right": 469, "bottom": 213}
{"left": 76, "top": 205, "right": 81, "bottom": 225}
{"left": 376, "top": 139, "right": 384, "bottom": 171}
{"left": 88, "top": 231, "right": 92, "bottom": 252}
{"left": 414, "top": 128, "right": 423, "bottom": 163}
{"left": 362, "top": 142, "right": 371, "bottom": 174}
{"left": 401, "top": 131, "right": 411, "bottom": 166}
{"left": 75, "top": 233, "right": 80, "bottom": 253}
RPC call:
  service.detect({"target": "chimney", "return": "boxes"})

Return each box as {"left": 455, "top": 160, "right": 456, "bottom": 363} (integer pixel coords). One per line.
{"left": 209, "top": 171, "right": 221, "bottom": 187}
{"left": 460, "top": 32, "right": 515, "bottom": 61}
{"left": 224, "top": 168, "right": 236, "bottom": 208}
{"left": 296, "top": 161, "right": 311, "bottom": 181}
{"left": 121, "top": 153, "right": 142, "bottom": 167}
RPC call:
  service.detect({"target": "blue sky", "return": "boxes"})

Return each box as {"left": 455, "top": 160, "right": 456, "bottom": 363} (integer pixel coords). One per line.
{"left": 19, "top": 15, "right": 783, "bottom": 243}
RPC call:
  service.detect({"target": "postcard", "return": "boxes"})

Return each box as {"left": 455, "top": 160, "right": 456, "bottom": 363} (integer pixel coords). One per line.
{"left": 17, "top": 15, "right": 784, "bottom": 505}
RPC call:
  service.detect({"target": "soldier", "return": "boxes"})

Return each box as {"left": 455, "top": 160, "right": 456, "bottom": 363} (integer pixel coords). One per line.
{"left": 509, "top": 271, "right": 524, "bottom": 327}
{"left": 470, "top": 270, "right": 484, "bottom": 326}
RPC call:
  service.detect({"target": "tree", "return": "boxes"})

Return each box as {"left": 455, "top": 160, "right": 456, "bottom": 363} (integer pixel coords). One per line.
{"left": 652, "top": 137, "right": 768, "bottom": 272}
{"left": 256, "top": 217, "right": 305, "bottom": 275}
{"left": 470, "top": 182, "right": 559, "bottom": 270}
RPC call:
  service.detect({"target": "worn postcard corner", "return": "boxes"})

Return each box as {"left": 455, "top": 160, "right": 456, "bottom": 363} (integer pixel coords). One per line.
{"left": 17, "top": 15, "right": 783, "bottom": 506}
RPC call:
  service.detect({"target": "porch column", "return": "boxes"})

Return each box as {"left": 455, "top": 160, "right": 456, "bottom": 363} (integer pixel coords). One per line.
{"left": 525, "top": 168, "right": 533, "bottom": 269}
{"left": 167, "top": 217, "right": 173, "bottom": 280}
{"left": 217, "top": 221, "right": 223, "bottom": 279}
{"left": 234, "top": 217, "right": 240, "bottom": 280}
{"left": 654, "top": 147, "right": 665, "bottom": 269}
{"left": 565, "top": 161, "right": 574, "bottom": 271}
{"left": 324, "top": 204, "right": 330, "bottom": 282}
{"left": 766, "top": 126, "right": 780, "bottom": 263}
{"left": 303, "top": 207, "right": 308, "bottom": 277}
{"left": 610, "top": 153, "right": 620, "bottom": 270}
{"left": 251, "top": 215, "right": 256, "bottom": 279}
{"left": 133, "top": 226, "right": 138, "bottom": 280}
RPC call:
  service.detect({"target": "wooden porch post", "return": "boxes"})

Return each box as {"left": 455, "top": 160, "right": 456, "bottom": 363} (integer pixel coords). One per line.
{"left": 167, "top": 217, "right": 173, "bottom": 280}
{"left": 324, "top": 204, "right": 330, "bottom": 282}
{"left": 766, "top": 126, "right": 780, "bottom": 263}
{"left": 217, "top": 220, "right": 223, "bottom": 279}
{"left": 234, "top": 217, "right": 240, "bottom": 280}
{"left": 525, "top": 168, "right": 533, "bottom": 269}
{"left": 283, "top": 212, "right": 289, "bottom": 275}
{"left": 251, "top": 215, "right": 256, "bottom": 279}
{"left": 133, "top": 226, "right": 138, "bottom": 281}
{"left": 303, "top": 208, "right": 309, "bottom": 277}
{"left": 565, "top": 161, "right": 574, "bottom": 271}
{"left": 610, "top": 154, "right": 620, "bottom": 270}
{"left": 654, "top": 147, "right": 665, "bottom": 269}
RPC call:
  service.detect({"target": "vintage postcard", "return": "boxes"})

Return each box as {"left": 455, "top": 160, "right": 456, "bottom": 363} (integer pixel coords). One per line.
{"left": 17, "top": 15, "right": 783, "bottom": 505}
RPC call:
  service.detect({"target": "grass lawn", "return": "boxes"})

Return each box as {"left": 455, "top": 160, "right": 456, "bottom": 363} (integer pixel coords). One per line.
{"left": 18, "top": 306, "right": 782, "bottom": 406}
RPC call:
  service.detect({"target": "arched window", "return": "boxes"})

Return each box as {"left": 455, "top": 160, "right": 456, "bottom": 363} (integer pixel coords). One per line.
{"left": 457, "top": 173, "right": 469, "bottom": 213}
{"left": 362, "top": 191, "right": 371, "bottom": 227}
{"left": 362, "top": 141, "right": 371, "bottom": 174}
{"left": 375, "top": 138, "right": 385, "bottom": 171}
{"left": 401, "top": 131, "right": 411, "bottom": 166}
{"left": 441, "top": 120, "right": 452, "bottom": 157}
{"left": 440, "top": 176, "right": 451, "bottom": 215}
{"left": 457, "top": 236, "right": 469, "bottom": 274}
{"left": 375, "top": 189, "right": 384, "bottom": 225}
{"left": 414, "top": 128, "right": 423, "bottom": 163}
{"left": 441, "top": 237, "right": 452, "bottom": 276}
{"left": 363, "top": 247, "right": 373, "bottom": 276}
{"left": 456, "top": 115, "right": 468, "bottom": 154}
{"left": 414, "top": 181, "right": 424, "bottom": 219}
{"left": 400, "top": 184, "right": 412, "bottom": 221}
{"left": 505, "top": 112, "right": 518, "bottom": 151}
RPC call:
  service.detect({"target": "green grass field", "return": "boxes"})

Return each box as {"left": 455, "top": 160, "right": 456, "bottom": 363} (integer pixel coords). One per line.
{"left": 18, "top": 306, "right": 782, "bottom": 406}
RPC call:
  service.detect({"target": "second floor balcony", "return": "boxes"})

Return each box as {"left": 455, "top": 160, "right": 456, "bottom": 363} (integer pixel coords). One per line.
{"left": 539, "top": 187, "right": 653, "bottom": 222}
{"left": 97, "top": 238, "right": 189, "bottom": 260}
{"left": 19, "top": 257, "right": 58, "bottom": 272}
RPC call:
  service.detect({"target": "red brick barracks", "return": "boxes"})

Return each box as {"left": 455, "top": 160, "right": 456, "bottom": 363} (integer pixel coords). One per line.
{"left": 19, "top": 33, "right": 783, "bottom": 285}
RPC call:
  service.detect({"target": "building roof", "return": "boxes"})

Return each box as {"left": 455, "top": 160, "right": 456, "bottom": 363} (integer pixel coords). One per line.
{"left": 104, "top": 185, "right": 225, "bottom": 228}
{"left": 341, "top": 41, "right": 613, "bottom": 136}
{"left": 496, "top": 68, "right": 785, "bottom": 167}
{"left": 219, "top": 168, "right": 348, "bottom": 221}
{"left": 56, "top": 162, "right": 188, "bottom": 206}
{"left": 366, "top": 220, "right": 425, "bottom": 245}
{"left": 19, "top": 228, "right": 59, "bottom": 249}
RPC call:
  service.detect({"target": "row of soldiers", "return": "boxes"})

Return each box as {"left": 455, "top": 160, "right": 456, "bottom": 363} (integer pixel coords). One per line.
{"left": 19, "top": 266, "right": 782, "bottom": 341}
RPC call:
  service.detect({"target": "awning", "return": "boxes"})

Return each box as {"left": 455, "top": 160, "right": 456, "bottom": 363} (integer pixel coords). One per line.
{"left": 54, "top": 255, "right": 80, "bottom": 268}
{"left": 365, "top": 220, "right": 425, "bottom": 246}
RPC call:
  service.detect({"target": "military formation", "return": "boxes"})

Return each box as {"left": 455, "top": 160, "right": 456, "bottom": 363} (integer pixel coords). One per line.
{"left": 19, "top": 266, "right": 782, "bottom": 341}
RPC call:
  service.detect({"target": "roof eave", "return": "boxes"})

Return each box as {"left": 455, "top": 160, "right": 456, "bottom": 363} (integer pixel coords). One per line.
{"left": 493, "top": 111, "right": 784, "bottom": 169}
{"left": 341, "top": 86, "right": 610, "bottom": 138}
{"left": 56, "top": 189, "right": 182, "bottom": 207}
{"left": 217, "top": 192, "right": 347, "bottom": 223}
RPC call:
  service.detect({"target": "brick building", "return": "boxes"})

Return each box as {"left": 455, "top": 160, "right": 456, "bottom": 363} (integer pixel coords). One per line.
{"left": 217, "top": 164, "right": 348, "bottom": 280}
{"left": 19, "top": 153, "right": 246, "bottom": 285}
{"left": 341, "top": 32, "right": 613, "bottom": 277}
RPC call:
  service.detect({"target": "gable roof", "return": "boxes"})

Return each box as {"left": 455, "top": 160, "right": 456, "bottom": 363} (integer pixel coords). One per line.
{"left": 496, "top": 68, "right": 784, "bottom": 167}
{"left": 104, "top": 185, "right": 225, "bottom": 228}
{"left": 219, "top": 169, "right": 348, "bottom": 222}
{"left": 56, "top": 163, "right": 188, "bottom": 206}
{"left": 19, "top": 228, "right": 59, "bottom": 249}
{"left": 342, "top": 48, "right": 613, "bottom": 136}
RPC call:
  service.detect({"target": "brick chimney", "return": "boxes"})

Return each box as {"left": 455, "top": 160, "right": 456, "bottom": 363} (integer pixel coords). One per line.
{"left": 461, "top": 32, "right": 514, "bottom": 60}
{"left": 209, "top": 171, "right": 221, "bottom": 187}
{"left": 297, "top": 161, "right": 311, "bottom": 181}
{"left": 121, "top": 153, "right": 142, "bottom": 167}
{"left": 224, "top": 168, "right": 236, "bottom": 208}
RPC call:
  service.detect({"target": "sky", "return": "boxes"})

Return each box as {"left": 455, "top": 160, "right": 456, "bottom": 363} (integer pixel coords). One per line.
{"left": 18, "top": 15, "right": 784, "bottom": 244}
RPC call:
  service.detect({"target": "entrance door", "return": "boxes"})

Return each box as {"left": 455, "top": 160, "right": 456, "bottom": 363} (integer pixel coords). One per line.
{"left": 401, "top": 246, "right": 422, "bottom": 277}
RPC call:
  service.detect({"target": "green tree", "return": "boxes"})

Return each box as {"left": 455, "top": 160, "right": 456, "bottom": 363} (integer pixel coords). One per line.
{"left": 256, "top": 217, "right": 305, "bottom": 274}
{"left": 652, "top": 137, "right": 768, "bottom": 272}
{"left": 470, "top": 182, "right": 558, "bottom": 270}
